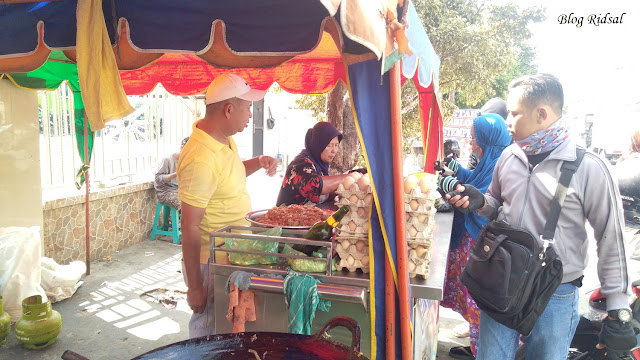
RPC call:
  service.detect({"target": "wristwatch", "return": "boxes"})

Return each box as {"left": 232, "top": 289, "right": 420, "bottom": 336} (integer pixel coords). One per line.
{"left": 608, "top": 308, "right": 633, "bottom": 323}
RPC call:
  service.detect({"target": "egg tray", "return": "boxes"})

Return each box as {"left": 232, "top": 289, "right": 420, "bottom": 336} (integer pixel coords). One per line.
{"left": 336, "top": 198, "right": 372, "bottom": 218}
{"left": 408, "top": 246, "right": 432, "bottom": 262}
{"left": 341, "top": 213, "right": 370, "bottom": 227}
{"left": 405, "top": 212, "right": 436, "bottom": 227}
{"left": 336, "top": 249, "right": 368, "bottom": 261}
{"left": 406, "top": 218, "right": 435, "bottom": 233}
{"left": 408, "top": 239, "right": 433, "bottom": 249}
{"left": 339, "top": 224, "right": 368, "bottom": 237}
{"left": 337, "top": 227, "right": 369, "bottom": 238}
{"left": 406, "top": 229, "right": 435, "bottom": 242}
{"left": 335, "top": 239, "right": 369, "bottom": 254}
{"left": 336, "top": 257, "right": 370, "bottom": 274}
{"left": 409, "top": 267, "right": 430, "bottom": 279}
{"left": 405, "top": 200, "right": 437, "bottom": 214}
{"left": 408, "top": 257, "right": 431, "bottom": 279}
{"left": 336, "top": 183, "right": 372, "bottom": 200}
{"left": 407, "top": 212, "right": 436, "bottom": 225}
{"left": 336, "top": 235, "right": 369, "bottom": 246}
{"left": 403, "top": 187, "right": 440, "bottom": 202}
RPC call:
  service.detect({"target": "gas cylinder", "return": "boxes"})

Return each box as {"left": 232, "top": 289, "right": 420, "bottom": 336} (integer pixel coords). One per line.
{"left": 0, "top": 296, "right": 10, "bottom": 345}
{"left": 15, "top": 295, "right": 62, "bottom": 349}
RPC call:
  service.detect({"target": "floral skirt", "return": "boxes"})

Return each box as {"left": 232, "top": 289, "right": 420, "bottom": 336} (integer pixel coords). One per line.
{"left": 441, "top": 231, "right": 480, "bottom": 355}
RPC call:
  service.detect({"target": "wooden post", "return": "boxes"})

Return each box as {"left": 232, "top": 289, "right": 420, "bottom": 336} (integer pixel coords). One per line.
{"left": 84, "top": 111, "right": 90, "bottom": 275}
{"left": 389, "top": 63, "right": 412, "bottom": 359}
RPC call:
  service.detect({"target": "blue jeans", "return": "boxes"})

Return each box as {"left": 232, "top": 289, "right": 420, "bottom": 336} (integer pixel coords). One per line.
{"left": 476, "top": 283, "right": 580, "bottom": 360}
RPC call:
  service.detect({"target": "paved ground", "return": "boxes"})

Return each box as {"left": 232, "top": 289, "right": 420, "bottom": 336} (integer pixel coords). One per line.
{"left": 1, "top": 236, "right": 472, "bottom": 360}
{"left": 1, "top": 238, "right": 191, "bottom": 360}
{"left": 1, "top": 172, "right": 614, "bottom": 359}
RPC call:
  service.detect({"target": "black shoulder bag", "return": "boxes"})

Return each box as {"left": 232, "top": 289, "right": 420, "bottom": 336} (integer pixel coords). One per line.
{"left": 460, "top": 147, "right": 586, "bottom": 336}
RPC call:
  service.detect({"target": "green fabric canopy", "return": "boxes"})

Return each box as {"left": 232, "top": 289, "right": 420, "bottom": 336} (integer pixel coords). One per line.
{"left": 5, "top": 51, "right": 93, "bottom": 189}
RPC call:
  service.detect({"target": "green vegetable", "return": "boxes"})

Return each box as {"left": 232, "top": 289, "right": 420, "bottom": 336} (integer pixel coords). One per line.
{"left": 282, "top": 245, "right": 337, "bottom": 273}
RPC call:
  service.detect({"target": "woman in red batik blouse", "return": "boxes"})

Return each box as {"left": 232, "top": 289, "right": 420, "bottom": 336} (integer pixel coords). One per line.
{"left": 276, "top": 122, "right": 351, "bottom": 206}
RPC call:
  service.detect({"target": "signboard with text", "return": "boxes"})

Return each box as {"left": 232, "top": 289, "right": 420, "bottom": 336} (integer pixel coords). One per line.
{"left": 443, "top": 109, "right": 479, "bottom": 160}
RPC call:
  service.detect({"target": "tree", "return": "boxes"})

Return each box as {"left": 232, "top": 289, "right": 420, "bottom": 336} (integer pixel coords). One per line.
{"left": 293, "top": 0, "right": 544, "bottom": 156}
{"left": 325, "top": 81, "right": 360, "bottom": 174}
{"left": 414, "top": 0, "right": 544, "bottom": 108}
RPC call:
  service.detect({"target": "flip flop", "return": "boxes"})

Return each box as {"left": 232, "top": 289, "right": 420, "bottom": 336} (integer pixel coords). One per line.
{"left": 452, "top": 323, "right": 470, "bottom": 338}
{"left": 449, "top": 346, "right": 475, "bottom": 360}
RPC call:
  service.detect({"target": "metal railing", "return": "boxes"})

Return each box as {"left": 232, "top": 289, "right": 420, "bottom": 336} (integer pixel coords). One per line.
{"left": 39, "top": 84, "right": 200, "bottom": 192}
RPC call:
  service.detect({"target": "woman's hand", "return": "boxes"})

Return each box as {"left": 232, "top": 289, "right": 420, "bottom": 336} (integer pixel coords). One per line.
{"left": 259, "top": 155, "right": 278, "bottom": 176}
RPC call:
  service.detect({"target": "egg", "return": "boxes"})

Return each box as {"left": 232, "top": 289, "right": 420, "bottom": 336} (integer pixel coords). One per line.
{"left": 415, "top": 245, "right": 427, "bottom": 258}
{"left": 409, "top": 199, "right": 420, "bottom": 211}
{"left": 347, "top": 255, "right": 355, "bottom": 266}
{"left": 417, "top": 213, "right": 428, "bottom": 223}
{"left": 349, "top": 194, "right": 359, "bottom": 203}
{"left": 404, "top": 175, "right": 418, "bottom": 194}
{"left": 361, "top": 255, "right": 370, "bottom": 266}
{"left": 356, "top": 240, "right": 366, "bottom": 252}
{"left": 418, "top": 177, "right": 433, "bottom": 193}
{"left": 362, "top": 221, "right": 370, "bottom": 230}
{"left": 350, "top": 171, "right": 362, "bottom": 180}
{"left": 357, "top": 207, "right": 368, "bottom": 218}
{"left": 408, "top": 226, "right": 418, "bottom": 237}
{"left": 348, "top": 221, "right": 357, "bottom": 232}
{"left": 342, "top": 176, "right": 356, "bottom": 189}
{"left": 364, "top": 194, "right": 372, "bottom": 205}
{"left": 357, "top": 175, "right": 370, "bottom": 190}
{"left": 409, "top": 249, "right": 417, "bottom": 258}
{"left": 408, "top": 260, "right": 416, "bottom": 272}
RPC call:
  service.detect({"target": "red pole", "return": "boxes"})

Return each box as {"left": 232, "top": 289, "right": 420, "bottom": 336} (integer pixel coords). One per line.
{"left": 84, "top": 111, "right": 91, "bottom": 275}
{"left": 385, "top": 256, "right": 396, "bottom": 360}
{"left": 390, "top": 63, "right": 412, "bottom": 359}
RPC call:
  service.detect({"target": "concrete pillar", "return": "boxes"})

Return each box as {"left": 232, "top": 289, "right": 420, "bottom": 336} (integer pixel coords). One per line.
{"left": 0, "top": 79, "right": 43, "bottom": 235}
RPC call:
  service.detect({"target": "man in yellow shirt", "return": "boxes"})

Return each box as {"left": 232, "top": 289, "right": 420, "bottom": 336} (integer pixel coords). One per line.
{"left": 177, "top": 73, "right": 277, "bottom": 338}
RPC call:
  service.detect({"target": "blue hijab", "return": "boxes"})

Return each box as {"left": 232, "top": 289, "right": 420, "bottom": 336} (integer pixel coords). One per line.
{"left": 450, "top": 113, "right": 512, "bottom": 248}
{"left": 294, "top": 122, "right": 343, "bottom": 176}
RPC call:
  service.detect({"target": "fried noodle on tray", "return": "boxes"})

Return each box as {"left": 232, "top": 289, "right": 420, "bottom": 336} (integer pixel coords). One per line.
{"left": 255, "top": 204, "right": 329, "bottom": 227}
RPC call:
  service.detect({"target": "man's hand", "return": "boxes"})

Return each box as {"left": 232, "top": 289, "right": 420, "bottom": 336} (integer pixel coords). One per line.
{"left": 444, "top": 183, "right": 486, "bottom": 213}
{"left": 442, "top": 157, "right": 459, "bottom": 176}
{"left": 187, "top": 284, "right": 207, "bottom": 314}
{"left": 259, "top": 155, "right": 277, "bottom": 176}
{"left": 597, "top": 317, "right": 638, "bottom": 359}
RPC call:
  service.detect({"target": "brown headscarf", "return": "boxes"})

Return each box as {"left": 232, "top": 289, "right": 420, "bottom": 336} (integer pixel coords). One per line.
{"left": 631, "top": 129, "right": 640, "bottom": 153}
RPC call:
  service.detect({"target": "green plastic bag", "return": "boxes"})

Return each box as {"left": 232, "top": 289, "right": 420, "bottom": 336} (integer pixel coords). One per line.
{"left": 282, "top": 244, "right": 337, "bottom": 273}
{"left": 225, "top": 227, "right": 282, "bottom": 265}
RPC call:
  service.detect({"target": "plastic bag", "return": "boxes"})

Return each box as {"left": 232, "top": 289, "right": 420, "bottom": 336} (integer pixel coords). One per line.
{"left": 40, "top": 257, "right": 86, "bottom": 303}
{"left": 282, "top": 245, "right": 336, "bottom": 273}
{"left": 225, "top": 227, "right": 282, "bottom": 265}
{"left": 0, "top": 227, "right": 47, "bottom": 320}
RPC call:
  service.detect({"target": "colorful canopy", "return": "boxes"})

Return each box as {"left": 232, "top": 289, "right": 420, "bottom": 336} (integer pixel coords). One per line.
{"left": 0, "top": 1, "right": 443, "bottom": 359}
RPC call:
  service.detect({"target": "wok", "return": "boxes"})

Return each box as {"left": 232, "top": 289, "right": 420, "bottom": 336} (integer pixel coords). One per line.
{"left": 246, "top": 209, "right": 313, "bottom": 230}
{"left": 61, "top": 316, "right": 367, "bottom": 360}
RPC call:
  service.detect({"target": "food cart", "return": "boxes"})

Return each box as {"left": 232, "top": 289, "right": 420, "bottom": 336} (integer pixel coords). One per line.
{"left": 0, "top": 1, "right": 445, "bottom": 359}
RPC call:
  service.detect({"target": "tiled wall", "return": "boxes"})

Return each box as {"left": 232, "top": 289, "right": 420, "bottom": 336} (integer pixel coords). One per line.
{"left": 43, "top": 182, "right": 157, "bottom": 264}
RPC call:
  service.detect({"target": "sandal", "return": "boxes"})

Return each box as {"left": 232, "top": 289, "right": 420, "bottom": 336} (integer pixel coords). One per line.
{"left": 449, "top": 346, "right": 475, "bottom": 360}
{"left": 452, "top": 323, "right": 470, "bottom": 338}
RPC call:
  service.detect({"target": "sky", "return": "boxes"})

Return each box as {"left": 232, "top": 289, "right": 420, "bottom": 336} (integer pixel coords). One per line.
{"left": 493, "top": 0, "right": 640, "bottom": 115}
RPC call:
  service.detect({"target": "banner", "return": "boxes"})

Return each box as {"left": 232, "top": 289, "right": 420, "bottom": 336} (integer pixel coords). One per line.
{"left": 443, "top": 109, "right": 479, "bottom": 160}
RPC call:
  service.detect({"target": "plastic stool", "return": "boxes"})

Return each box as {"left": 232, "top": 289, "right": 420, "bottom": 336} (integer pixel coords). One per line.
{"left": 150, "top": 202, "right": 181, "bottom": 244}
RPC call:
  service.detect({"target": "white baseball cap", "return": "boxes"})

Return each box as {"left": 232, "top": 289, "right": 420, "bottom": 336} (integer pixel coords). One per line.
{"left": 204, "top": 73, "right": 266, "bottom": 105}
